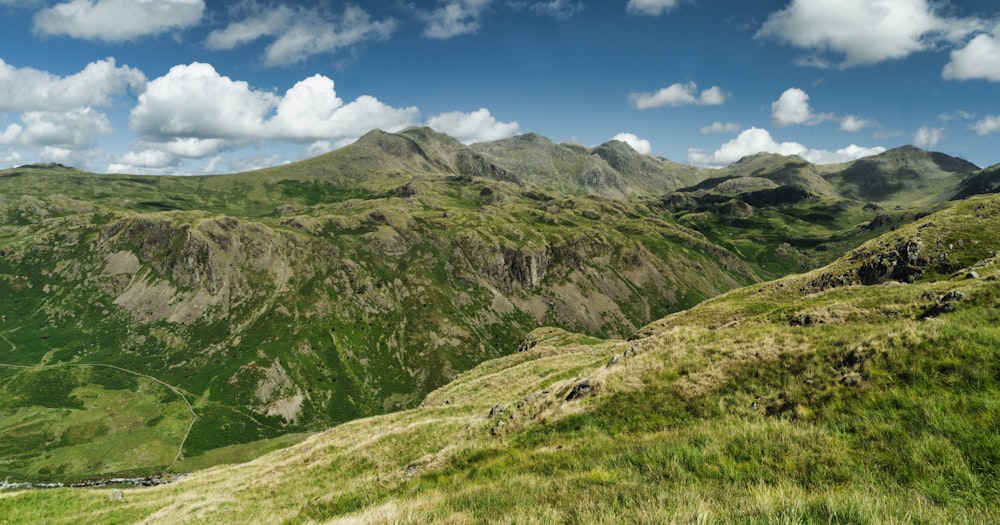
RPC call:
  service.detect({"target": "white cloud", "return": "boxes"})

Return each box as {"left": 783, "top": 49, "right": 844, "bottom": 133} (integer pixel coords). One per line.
{"left": 939, "top": 110, "right": 975, "bottom": 122}
{"left": 207, "top": 5, "right": 397, "bottom": 67}
{"left": 531, "top": 0, "right": 584, "bottom": 19}
{"left": 0, "top": 0, "right": 41, "bottom": 7}
{"left": 128, "top": 62, "right": 419, "bottom": 162}
{"left": 0, "top": 57, "right": 145, "bottom": 112}
{"left": 972, "top": 115, "right": 1000, "bottom": 135}
{"left": 2, "top": 149, "right": 22, "bottom": 167}
{"left": 611, "top": 132, "right": 652, "bottom": 155}
{"left": 130, "top": 63, "right": 277, "bottom": 142}
{"left": 203, "top": 156, "right": 223, "bottom": 174}
{"left": 1, "top": 108, "right": 112, "bottom": 151}
{"left": 686, "top": 127, "right": 885, "bottom": 167}
{"left": 34, "top": 0, "right": 205, "bottom": 42}
{"left": 913, "top": 126, "right": 943, "bottom": 147}
{"left": 117, "top": 149, "right": 178, "bottom": 169}
{"left": 307, "top": 141, "right": 334, "bottom": 157}
{"left": 18, "top": 108, "right": 112, "bottom": 149}
{"left": 700, "top": 122, "right": 742, "bottom": 134}
{"left": 626, "top": 0, "right": 680, "bottom": 16}
{"left": 269, "top": 75, "right": 419, "bottom": 142}
{"left": 0, "top": 124, "right": 22, "bottom": 143}
{"left": 427, "top": 108, "right": 519, "bottom": 143}
{"left": 418, "top": 0, "right": 494, "bottom": 39}
{"left": 943, "top": 27, "right": 1000, "bottom": 81}
{"left": 771, "top": 88, "right": 835, "bottom": 127}
{"left": 840, "top": 115, "right": 874, "bottom": 132}
{"left": 205, "top": 5, "right": 294, "bottom": 50}
{"left": 629, "top": 82, "right": 728, "bottom": 110}
{"left": 757, "top": 0, "right": 984, "bottom": 68}
{"left": 228, "top": 153, "right": 286, "bottom": 174}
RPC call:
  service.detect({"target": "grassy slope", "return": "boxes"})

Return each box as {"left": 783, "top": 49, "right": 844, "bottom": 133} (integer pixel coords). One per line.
{"left": 3, "top": 194, "right": 997, "bottom": 523}
{"left": 0, "top": 366, "right": 192, "bottom": 482}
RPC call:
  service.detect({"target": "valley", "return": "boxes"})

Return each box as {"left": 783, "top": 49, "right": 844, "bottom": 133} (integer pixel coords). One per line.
{"left": 0, "top": 129, "right": 997, "bottom": 522}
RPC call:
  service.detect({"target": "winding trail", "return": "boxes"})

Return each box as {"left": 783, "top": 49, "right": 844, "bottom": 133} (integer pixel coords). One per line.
{"left": 1, "top": 333, "right": 15, "bottom": 352}
{"left": 0, "top": 361, "right": 196, "bottom": 471}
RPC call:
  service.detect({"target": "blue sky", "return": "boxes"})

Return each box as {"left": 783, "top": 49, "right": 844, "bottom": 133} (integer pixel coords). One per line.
{"left": 0, "top": 0, "right": 998, "bottom": 174}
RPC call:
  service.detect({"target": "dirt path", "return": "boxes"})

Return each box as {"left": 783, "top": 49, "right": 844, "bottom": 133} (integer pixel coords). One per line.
{"left": 0, "top": 362, "right": 197, "bottom": 471}
{"left": 1, "top": 333, "right": 14, "bottom": 352}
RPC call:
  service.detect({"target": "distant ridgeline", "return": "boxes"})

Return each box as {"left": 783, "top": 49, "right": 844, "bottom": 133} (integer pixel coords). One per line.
{"left": 0, "top": 126, "right": 993, "bottom": 480}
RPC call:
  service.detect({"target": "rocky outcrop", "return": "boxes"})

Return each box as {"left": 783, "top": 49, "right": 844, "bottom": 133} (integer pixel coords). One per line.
{"left": 455, "top": 149, "right": 520, "bottom": 185}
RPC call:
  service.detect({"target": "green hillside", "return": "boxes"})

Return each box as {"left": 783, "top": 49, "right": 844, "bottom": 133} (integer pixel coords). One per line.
{"left": 2, "top": 191, "right": 997, "bottom": 524}
{"left": 0, "top": 130, "right": 756, "bottom": 477}
{"left": 0, "top": 130, "right": 992, "bottom": 490}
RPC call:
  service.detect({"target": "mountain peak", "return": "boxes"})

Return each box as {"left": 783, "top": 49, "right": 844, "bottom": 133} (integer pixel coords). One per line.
{"left": 858, "top": 145, "right": 979, "bottom": 173}
{"left": 727, "top": 151, "right": 807, "bottom": 169}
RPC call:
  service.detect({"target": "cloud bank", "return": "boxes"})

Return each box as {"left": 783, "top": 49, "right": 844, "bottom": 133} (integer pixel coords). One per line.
{"left": 427, "top": 108, "right": 519, "bottom": 143}
{"left": 687, "top": 127, "right": 885, "bottom": 167}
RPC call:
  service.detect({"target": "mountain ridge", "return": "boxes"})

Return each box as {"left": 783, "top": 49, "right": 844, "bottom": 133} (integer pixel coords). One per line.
{"left": 0, "top": 127, "right": 998, "bottom": 486}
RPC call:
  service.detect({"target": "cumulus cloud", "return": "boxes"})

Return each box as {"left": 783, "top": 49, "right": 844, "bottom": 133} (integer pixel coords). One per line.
{"left": 14, "top": 108, "right": 112, "bottom": 149}
{"left": 972, "top": 115, "right": 1000, "bottom": 135}
{"left": 0, "top": 124, "right": 19, "bottom": 144}
{"left": 686, "top": 127, "right": 885, "bottom": 167}
{"left": 840, "top": 115, "right": 874, "bottom": 132}
{"left": 943, "top": 26, "right": 1000, "bottom": 81}
{"left": 2, "top": 149, "right": 22, "bottom": 168}
{"left": 34, "top": 0, "right": 205, "bottom": 42}
{"left": 611, "top": 132, "right": 652, "bottom": 155}
{"left": 629, "top": 82, "right": 728, "bottom": 110}
{"left": 130, "top": 63, "right": 277, "bottom": 142}
{"left": 426, "top": 108, "right": 519, "bottom": 143}
{"left": 417, "top": 0, "right": 494, "bottom": 39}
{"left": 771, "top": 88, "right": 835, "bottom": 127}
{"left": 913, "top": 126, "right": 943, "bottom": 147}
{"left": 700, "top": 122, "right": 742, "bottom": 134}
{"left": 207, "top": 4, "right": 397, "bottom": 66}
{"left": 0, "top": 57, "right": 145, "bottom": 112}
{"left": 269, "top": 75, "right": 419, "bottom": 142}
{"left": 125, "top": 62, "right": 418, "bottom": 167}
{"left": 757, "top": 0, "right": 984, "bottom": 68}
{"left": 0, "top": 58, "right": 142, "bottom": 168}
{"left": 626, "top": 0, "right": 680, "bottom": 16}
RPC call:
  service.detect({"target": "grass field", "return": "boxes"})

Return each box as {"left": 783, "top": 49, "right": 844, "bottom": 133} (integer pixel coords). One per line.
{"left": 0, "top": 364, "right": 192, "bottom": 482}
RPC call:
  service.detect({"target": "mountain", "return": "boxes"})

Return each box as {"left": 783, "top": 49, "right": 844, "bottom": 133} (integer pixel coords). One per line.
{"left": 4, "top": 190, "right": 997, "bottom": 523}
{"left": 0, "top": 129, "right": 995, "bottom": 485}
{"left": 823, "top": 145, "right": 979, "bottom": 205}
{"left": 0, "top": 131, "right": 748, "bottom": 481}
{"left": 455, "top": 133, "right": 706, "bottom": 198}
{"left": 954, "top": 161, "right": 1000, "bottom": 200}
{"left": 655, "top": 145, "right": 982, "bottom": 279}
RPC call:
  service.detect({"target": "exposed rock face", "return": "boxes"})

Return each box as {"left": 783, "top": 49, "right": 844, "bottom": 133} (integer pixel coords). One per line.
{"left": 455, "top": 149, "right": 520, "bottom": 185}
{"left": 96, "top": 215, "right": 297, "bottom": 325}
